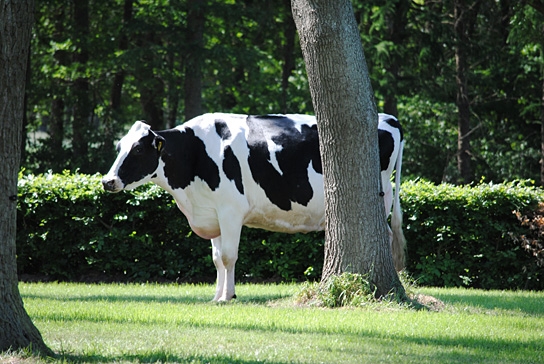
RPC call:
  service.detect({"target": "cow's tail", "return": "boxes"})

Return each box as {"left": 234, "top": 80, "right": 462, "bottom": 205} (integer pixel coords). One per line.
{"left": 391, "top": 140, "right": 406, "bottom": 272}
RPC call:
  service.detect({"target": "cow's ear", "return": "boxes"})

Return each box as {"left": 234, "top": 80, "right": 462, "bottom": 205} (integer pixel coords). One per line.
{"left": 153, "top": 135, "right": 165, "bottom": 153}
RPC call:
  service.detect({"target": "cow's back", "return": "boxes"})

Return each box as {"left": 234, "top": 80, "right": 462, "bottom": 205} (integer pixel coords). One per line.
{"left": 177, "top": 113, "right": 326, "bottom": 234}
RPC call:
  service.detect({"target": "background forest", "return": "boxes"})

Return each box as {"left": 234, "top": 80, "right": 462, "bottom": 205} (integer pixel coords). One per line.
{"left": 23, "top": 0, "right": 544, "bottom": 184}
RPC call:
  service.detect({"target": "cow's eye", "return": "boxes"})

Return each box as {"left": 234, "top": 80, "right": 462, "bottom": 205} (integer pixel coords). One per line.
{"left": 133, "top": 146, "right": 144, "bottom": 155}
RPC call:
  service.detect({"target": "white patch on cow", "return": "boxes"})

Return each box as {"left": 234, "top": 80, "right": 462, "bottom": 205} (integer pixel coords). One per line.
{"left": 267, "top": 139, "right": 284, "bottom": 175}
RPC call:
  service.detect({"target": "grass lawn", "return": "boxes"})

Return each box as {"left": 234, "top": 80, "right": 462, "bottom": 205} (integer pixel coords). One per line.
{"left": 3, "top": 282, "right": 543, "bottom": 363}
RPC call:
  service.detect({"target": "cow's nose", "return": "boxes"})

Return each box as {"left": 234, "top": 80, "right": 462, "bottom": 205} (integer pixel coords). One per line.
{"left": 102, "top": 178, "right": 118, "bottom": 192}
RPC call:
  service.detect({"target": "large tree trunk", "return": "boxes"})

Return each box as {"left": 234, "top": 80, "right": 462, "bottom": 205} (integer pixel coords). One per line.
{"left": 184, "top": 0, "right": 205, "bottom": 121}
{"left": 291, "top": 0, "right": 405, "bottom": 298}
{"left": 0, "top": 0, "right": 53, "bottom": 355}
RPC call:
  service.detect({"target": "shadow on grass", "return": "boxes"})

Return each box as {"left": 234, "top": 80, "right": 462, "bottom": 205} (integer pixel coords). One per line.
{"left": 59, "top": 352, "right": 277, "bottom": 364}
{"left": 52, "top": 331, "right": 543, "bottom": 364}
{"left": 430, "top": 291, "right": 544, "bottom": 316}
{"left": 22, "top": 289, "right": 290, "bottom": 306}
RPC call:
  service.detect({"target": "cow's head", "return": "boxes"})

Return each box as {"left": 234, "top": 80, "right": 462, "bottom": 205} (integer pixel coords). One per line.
{"left": 102, "top": 121, "right": 165, "bottom": 192}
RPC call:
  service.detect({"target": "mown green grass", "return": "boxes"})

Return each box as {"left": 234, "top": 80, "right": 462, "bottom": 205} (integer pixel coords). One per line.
{"left": 5, "top": 283, "right": 544, "bottom": 363}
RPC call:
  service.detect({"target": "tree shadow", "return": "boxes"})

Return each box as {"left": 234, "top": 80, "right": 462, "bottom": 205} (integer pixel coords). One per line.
{"left": 429, "top": 291, "right": 544, "bottom": 316}
{"left": 23, "top": 289, "right": 290, "bottom": 306}
{"left": 58, "top": 351, "right": 283, "bottom": 364}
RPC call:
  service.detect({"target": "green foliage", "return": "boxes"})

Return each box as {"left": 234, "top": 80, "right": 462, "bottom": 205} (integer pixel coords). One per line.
{"left": 17, "top": 171, "right": 322, "bottom": 282}
{"left": 24, "top": 0, "right": 544, "bottom": 185}
{"left": 16, "top": 173, "right": 544, "bottom": 290}
{"left": 402, "top": 180, "right": 544, "bottom": 290}
{"left": 398, "top": 96, "right": 459, "bottom": 183}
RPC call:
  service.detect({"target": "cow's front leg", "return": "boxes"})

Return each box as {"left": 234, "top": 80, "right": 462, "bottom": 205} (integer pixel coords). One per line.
{"left": 211, "top": 217, "right": 242, "bottom": 301}
{"left": 211, "top": 237, "right": 226, "bottom": 301}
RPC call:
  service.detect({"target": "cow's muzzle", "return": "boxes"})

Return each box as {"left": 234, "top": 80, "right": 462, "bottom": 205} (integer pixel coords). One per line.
{"left": 102, "top": 176, "right": 123, "bottom": 193}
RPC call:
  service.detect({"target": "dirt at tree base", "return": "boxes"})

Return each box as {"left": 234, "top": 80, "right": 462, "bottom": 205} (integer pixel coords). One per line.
{"left": 411, "top": 293, "right": 446, "bottom": 311}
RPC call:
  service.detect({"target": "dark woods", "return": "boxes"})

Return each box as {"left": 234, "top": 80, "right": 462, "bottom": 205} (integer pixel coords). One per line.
{"left": 25, "top": 0, "right": 544, "bottom": 184}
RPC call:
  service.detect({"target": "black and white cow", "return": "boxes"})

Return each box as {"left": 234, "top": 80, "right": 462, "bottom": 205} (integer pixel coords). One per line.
{"left": 102, "top": 113, "right": 405, "bottom": 301}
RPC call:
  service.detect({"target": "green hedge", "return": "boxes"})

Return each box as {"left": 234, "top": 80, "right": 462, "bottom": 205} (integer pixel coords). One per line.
{"left": 402, "top": 180, "right": 543, "bottom": 290}
{"left": 16, "top": 172, "right": 544, "bottom": 289}
{"left": 16, "top": 171, "right": 323, "bottom": 283}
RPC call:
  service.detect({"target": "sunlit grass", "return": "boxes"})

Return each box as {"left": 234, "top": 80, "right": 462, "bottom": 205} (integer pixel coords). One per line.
{"left": 6, "top": 282, "right": 544, "bottom": 363}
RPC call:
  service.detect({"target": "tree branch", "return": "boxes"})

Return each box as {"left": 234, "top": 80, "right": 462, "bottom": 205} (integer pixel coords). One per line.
{"left": 525, "top": 0, "right": 544, "bottom": 16}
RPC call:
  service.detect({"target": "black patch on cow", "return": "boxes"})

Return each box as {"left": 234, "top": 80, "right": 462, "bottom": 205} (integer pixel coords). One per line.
{"left": 382, "top": 116, "right": 404, "bottom": 141}
{"left": 118, "top": 133, "right": 161, "bottom": 186}
{"left": 215, "top": 119, "right": 231, "bottom": 140}
{"left": 223, "top": 145, "right": 244, "bottom": 195}
{"left": 246, "top": 115, "right": 321, "bottom": 211}
{"left": 378, "top": 129, "right": 395, "bottom": 171}
{"left": 158, "top": 128, "right": 220, "bottom": 191}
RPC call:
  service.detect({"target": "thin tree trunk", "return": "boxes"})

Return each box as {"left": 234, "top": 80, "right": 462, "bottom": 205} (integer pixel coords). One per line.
{"left": 0, "top": 0, "right": 53, "bottom": 354}
{"left": 540, "top": 49, "right": 544, "bottom": 186}
{"left": 540, "top": 25, "right": 544, "bottom": 186}
{"left": 184, "top": 0, "right": 205, "bottom": 121}
{"left": 140, "top": 79, "right": 165, "bottom": 130}
{"left": 136, "top": 30, "right": 165, "bottom": 130}
{"left": 49, "top": 5, "right": 69, "bottom": 165}
{"left": 167, "top": 48, "right": 181, "bottom": 128}
{"left": 454, "top": 0, "right": 474, "bottom": 184}
{"left": 383, "top": 0, "right": 409, "bottom": 117}
{"left": 111, "top": 0, "right": 133, "bottom": 114}
{"left": 292, "top": 0, "right": 405, "bottom": 298}
{"left": 281, "top": 0, "right": 296, "bottom": 114}
{"left": 50, "top": 97, "right": 65, "bottom": 165}
{"left": 72, "top": 0, "right": 91, "bottom": 169}
{"left": 104, "top": 0, "right": 133, "bottom": 155}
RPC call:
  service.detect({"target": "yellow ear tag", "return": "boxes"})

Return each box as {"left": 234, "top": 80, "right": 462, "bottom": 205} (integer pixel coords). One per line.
{"left": 156, "top": 140, "right": 163, "bottom": 152}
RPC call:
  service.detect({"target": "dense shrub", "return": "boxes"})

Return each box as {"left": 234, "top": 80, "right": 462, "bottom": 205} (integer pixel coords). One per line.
{"left": 402, "top": 180, "right": 543, "bottom": 290}
{"left": 16, "top": 172, "right": 544, "bottom": 289}
{"left": 16, "top": 171, "right": 323, "bottom": 283}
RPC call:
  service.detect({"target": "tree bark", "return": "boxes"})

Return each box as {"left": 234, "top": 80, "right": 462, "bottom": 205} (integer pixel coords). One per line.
{"left": 72, "top": 0, "right": 92, "bottom": 169}
{"left": 454, "top": 0, "right": 475, "bottom": 184}
{"left": 49, "top": 5, "right": 69, "bottom": 165}
{"left": 540, "top": 38, "right": 544, "bottom": 186}
{"left": 111, "top": 0, "right": 133, "bottom": 114}
{"left": 104, "top": 0, "right": 133, "bottom": 152}
{"left": 383, "top": 0, "right": 410, "bottom": 117}
{"left": 281, "top": 0, "right": 296, "bottom": 114}
{"left": 0, "top": 0, "right": 53, "bottom": 355}
{"left": 136, "top": 30, "right": 165, "bottom": 130}
{"left": 291, "top": 0, "right": 405, "bottom": 298}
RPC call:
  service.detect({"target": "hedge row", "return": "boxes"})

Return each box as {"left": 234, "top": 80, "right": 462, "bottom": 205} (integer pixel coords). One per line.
{"left": 16, "top": 172, "right": 544, "bottom": 290}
